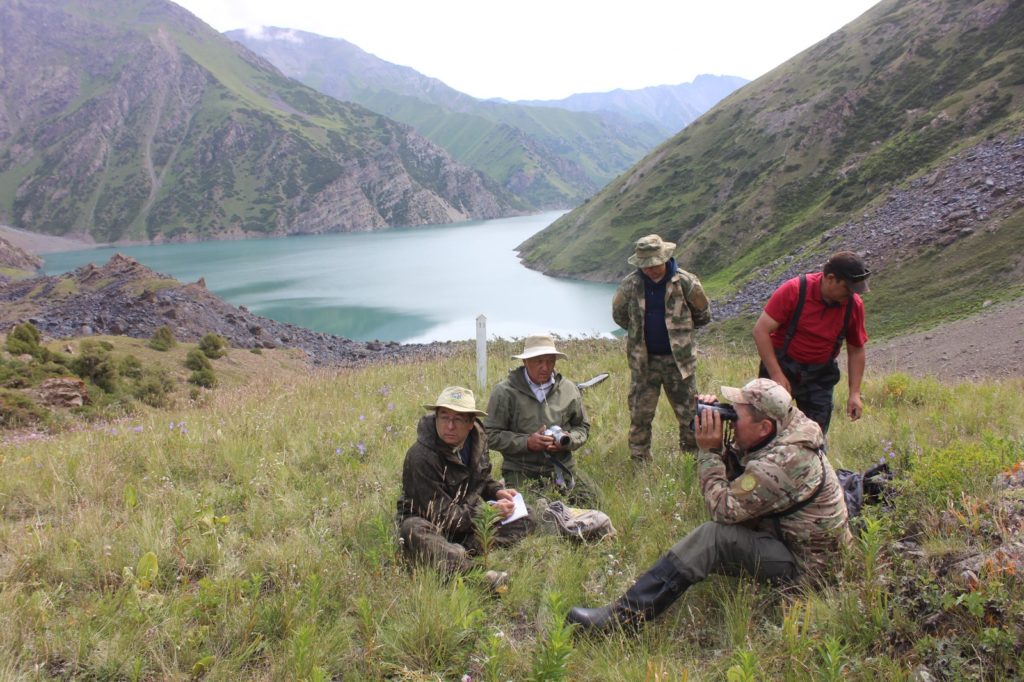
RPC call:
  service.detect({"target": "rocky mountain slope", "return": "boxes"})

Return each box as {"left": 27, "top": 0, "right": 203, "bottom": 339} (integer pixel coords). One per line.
{"left": 517, "top": 0, "right": 1023, "bottom": 335}
{"left": 515, "top": 74, "right": 750, "bottom": 138}
{"left": 0, "top": 0, "right": 516, "bottom": 245}
{"left": 0, "top": 236, "right": 42, "bottom": 283}
{"left": 0, "top": 254, "right": 454, "bottom": 366}
{"left": 227, "top": 28, "right": 742, "bottom": 209}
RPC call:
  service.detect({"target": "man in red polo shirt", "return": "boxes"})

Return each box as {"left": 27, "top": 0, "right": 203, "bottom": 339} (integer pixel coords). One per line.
{"left": 752, "top": 251, "right": 870, "bottom": 434}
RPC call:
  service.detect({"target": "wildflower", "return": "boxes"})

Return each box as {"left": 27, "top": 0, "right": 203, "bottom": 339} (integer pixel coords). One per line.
{"left": 359, "top": 414, "right": 365, "bottom": 421}
{"left": 387, "top": 402, "right": 395, "bottom": 411}
{"left": 132, "top": 425, "right": 144, "bottom": 433}
{"left": 357, "top": 442, "right": 367, "bottom": 456}
{"left": 335, "top": 447, "right": 342, "bottom": 455}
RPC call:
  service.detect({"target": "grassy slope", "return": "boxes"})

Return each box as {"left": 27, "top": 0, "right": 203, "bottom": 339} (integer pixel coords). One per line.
{"left": 516, "top": 0, "right": 1024, "bottom": 335}
{"left": 2, "top": 337, "right": 1023, "bottom": 678}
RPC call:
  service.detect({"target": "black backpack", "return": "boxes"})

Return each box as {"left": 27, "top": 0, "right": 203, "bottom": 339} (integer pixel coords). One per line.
{"left": 836, "top": 461, "right": 893, "bottom": 519}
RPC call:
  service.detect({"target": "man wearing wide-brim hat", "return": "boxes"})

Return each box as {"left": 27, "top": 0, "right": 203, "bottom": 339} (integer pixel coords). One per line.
{"left": 482, "top": 333, "right": 595, "bottom": 506}
{"left": 397, "top": 386, "right": 533, "bottom": 580}
{"left": 613, "top": 234, "right": 712, "bottom": 462}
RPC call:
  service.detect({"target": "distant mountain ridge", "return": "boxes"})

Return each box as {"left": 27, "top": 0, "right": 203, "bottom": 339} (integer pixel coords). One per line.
{"left": 515, "top": 75, "right": 750, "bottom": 137}
{"left": 517, "top": 0, "right": 1024, "bottom": 336}
{"left": 227, "top": 27, "right": 745, "bottom": 209}
{"left": 0, "top": 0, "right": 516, "bottom": 244}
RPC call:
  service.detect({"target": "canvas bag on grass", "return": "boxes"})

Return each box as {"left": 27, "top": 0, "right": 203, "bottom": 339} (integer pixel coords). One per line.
{"left": 542, "top": 501, "right": 616, "bottom": 542}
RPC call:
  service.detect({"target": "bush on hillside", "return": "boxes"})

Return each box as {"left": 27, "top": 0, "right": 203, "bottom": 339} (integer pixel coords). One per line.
{"left": 0, "top": 389, "right": 51, "bottom": 428}
{"left": 5, "top": 322, "right": 42, "bottom": 356}
{"left": 149, "top": 325, "right": 177, "bottom": 351}
{"left": 132, "top": 368, "right": 175, "bottom": 408}
{"left": 69, "top": 340, "right": 119, "bottom": 393}
{"left": 184, "top": 348, "right": 212, "bottom": 372}
{"left": 188, "top": 367, "right": 216, "bottom": 388}
{"left": 198, "top": 333, "right": 228, "bottom": 359}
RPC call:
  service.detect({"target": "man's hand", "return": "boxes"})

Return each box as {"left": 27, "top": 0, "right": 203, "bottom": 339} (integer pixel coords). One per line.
{"left": 847, "top": 392, "right": 863, "bottom": 421}
{"left": 694, "top": 402, "right": 724, "bottom": 451}
{"left": 492, "top": 498, "right": 515, "bottom": 519}
{"left": 527, "top": 426, "right": 555, "bottom": 452}
{"left": 494, "top": 488, "right": 518, "bottom": 502}
{"left": 767, "top": 370, "right": 792, "bottom": 394}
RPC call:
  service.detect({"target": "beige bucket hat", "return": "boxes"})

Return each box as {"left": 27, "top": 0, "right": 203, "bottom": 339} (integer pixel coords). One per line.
{"left": 422, "top": 386, "right": 487, "bottom": 416}
{"left": 512, "top": 333, "right": 567, "bottom": 360}
{"left": 627, "top": 234, "right": 676, "bottom": 268}
{"left": 720, "top": 378, "right": 793, "bottom": 421}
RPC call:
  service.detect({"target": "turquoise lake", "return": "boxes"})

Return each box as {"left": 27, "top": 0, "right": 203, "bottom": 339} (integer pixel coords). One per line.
{"left": 41, "top": 212, "right": 619, "bottom": 343}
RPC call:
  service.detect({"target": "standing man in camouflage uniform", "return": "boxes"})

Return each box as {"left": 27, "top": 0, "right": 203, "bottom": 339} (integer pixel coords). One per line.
{"left": 397, "top": 386, "right": 533, "bottom": 581}
{"left": 567, "top": 378, "right": 851, "bottom": 631}
{"left": 612, "top": 234, "right": 712, "bottom": 462}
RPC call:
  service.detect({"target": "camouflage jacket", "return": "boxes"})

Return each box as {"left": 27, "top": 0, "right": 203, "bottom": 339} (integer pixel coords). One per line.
{"left": 482, "top": 367, "right": 590, "bottom": 477}
{"left": 612, "top": 266, "right": 711, "bottom": 379}
{"left": 696, "top": 408, "right": 852, "bottom": 575}
{"left": 396, "top": 415, "right": 503, "bottom": 538}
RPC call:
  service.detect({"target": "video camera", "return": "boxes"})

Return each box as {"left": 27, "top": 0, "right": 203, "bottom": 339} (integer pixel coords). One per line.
{"left": 687, "top": 399, "right": 739, "bottom": 431}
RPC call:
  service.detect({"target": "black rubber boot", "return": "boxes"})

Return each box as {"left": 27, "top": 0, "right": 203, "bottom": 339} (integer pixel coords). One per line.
{"left": 566, "top": 555, "right": 689, "bottom": 631}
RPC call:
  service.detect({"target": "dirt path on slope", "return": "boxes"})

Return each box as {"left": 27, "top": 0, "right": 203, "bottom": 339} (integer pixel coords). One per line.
{"left": 866, "top": 297, "right": 1024, "bottom": 381}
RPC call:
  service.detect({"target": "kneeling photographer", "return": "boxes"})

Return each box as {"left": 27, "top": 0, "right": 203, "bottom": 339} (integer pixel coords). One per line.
{"left": 567, "top": 378, "right": 853, "bottom": 632}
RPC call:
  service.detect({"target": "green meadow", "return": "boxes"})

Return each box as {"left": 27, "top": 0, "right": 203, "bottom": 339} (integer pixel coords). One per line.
{"left": 2, "top": 337, "right": 1023, "bottom": 680}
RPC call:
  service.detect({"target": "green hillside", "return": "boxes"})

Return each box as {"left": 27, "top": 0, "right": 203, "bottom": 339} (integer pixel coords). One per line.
{"left": 517, "top": 0, "right": 1024, "bottom": 336}
{"left": 0, "top": 0, "right": 514, "bottom": 243}
{"left": 227, "top": 28, "right": 671, "bottom": 209}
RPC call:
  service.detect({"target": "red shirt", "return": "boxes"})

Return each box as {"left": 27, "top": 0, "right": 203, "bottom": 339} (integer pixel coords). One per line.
{"left": 764, "top": 272, "right": 868, "bottom": 364}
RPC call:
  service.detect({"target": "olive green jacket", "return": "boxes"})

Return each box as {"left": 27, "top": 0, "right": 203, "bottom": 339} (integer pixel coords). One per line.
{"left": 396, "top": 414, "right": 503, "bottom": 538}
{"left": 612, "top": 267, "right": 712, "bottom": 379}
{"left": 482, "top": 367, "right": 590, "bottom": 478}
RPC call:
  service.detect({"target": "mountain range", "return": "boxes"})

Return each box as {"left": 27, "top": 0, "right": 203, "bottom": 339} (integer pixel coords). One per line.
{"left": 226, "top": 27, "right": 745, "bottom": 209}
{"left": 517, "top": 0, "right": 1023, "bottom": 335}
{"left": 0, "top": 0, "right": 518, "bottom": 245}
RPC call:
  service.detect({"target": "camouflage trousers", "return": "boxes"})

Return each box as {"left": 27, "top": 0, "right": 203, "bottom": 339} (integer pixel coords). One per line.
{"left": 628, "top": 353, "right": 698, "bottom": 461}
{"left": 666, "top": 521, "right": 798, "bottom": 585}
{"left": 399, "top": 514, "right": 534, "bottom": 575}
{"left": 502, "top": 468, "right": 599, "bottom": 509}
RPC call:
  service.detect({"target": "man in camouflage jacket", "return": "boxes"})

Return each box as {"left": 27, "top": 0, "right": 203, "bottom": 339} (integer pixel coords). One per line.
{"left": 612, "top": 234, "right": 711, "bottom": 462}
{"left": 567, "top": 378, "right": 851, "bottom": 632}
{"left": 397, "top": 386, "right": 533, "bottom": 576}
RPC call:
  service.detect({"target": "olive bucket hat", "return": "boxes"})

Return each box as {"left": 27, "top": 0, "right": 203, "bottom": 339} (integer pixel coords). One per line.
{"left": 627, "top": 234, "right": 676, "bottom": 268}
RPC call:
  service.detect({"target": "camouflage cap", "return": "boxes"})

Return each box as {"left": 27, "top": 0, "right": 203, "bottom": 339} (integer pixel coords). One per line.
{"left": 627, "top": 234, "right": 676, "bottom": 268}
{"left": 720, "top": 378, "right": 793, "bottom": 422}
{"left": 423, "top": 386, "right": 487, "bottom": 416}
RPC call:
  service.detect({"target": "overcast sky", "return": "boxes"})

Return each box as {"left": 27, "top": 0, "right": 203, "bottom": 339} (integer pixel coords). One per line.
{"left": 171, "top": 0, "right": 881, "bottom": 101}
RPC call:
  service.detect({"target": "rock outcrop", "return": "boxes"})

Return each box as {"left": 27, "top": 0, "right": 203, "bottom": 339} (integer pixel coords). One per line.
{"left": 0, "top": 254, "right": 460, "bottom": 367}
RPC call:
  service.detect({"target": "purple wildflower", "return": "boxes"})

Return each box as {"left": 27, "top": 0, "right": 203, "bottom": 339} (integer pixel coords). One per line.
{"left": 357, "top": 442, "right": 367, "bottom": 456}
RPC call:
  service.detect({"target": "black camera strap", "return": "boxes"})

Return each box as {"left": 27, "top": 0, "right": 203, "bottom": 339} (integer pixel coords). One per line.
{"left": 766, "top": 448, "right": 827, "bottom": 541}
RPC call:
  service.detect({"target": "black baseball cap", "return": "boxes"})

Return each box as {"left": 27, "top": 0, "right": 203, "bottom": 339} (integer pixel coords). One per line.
{"left": 824, "top": 251, "right": 871, "bottom": 294}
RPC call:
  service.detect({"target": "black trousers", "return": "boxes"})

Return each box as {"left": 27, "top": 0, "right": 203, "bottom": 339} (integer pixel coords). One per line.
{"left": 759, "top": 352, "right": 840, "bottom": 434}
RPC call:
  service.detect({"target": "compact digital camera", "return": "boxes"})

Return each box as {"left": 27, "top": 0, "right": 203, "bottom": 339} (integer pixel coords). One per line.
{"left": 544, "top": 425, "right": 572, "bottom": 448}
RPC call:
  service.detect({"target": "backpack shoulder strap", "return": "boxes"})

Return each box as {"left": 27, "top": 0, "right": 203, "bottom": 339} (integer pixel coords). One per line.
{"left": 831, "top": 295, "right": 855, "bottom": 358}
{"left": 780, "top": 274, "right": 807, "bottom": 357}
{"left": 768, "top": 448, "right": 826, "bottom": 540}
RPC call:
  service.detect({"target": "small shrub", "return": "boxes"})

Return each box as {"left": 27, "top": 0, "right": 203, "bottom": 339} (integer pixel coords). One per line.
{"left": 184, "top": 348, "right": 212, "bottom": 372}
{"left": 0, "top": 389, "right": 51, "bottom": 427}
{"left": 132, "top": 368, "right": 175, "bottom": 408}
{"left": 189, "top": 368, "right": 216, "bottom": 388}
{"left": 5, "top": 322, "right": 42, "bottom": 356}
{"left": 116, "top": 354, "right": 144, "bottom": 379}
{"left": 905, "top": 435, "right": 1022, "bottom": 506}
{"left": 148, "top": 325, "right": 177, "bottom": 351}
{"left": 198, "top": 333, "right": 228, "bottom": 359}
{"left": 70, "top": 340, "right": 118, "bottom": 392}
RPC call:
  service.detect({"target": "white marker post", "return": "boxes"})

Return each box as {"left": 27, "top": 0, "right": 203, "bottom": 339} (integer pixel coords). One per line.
{"left": 476, "top": 314, "right": 487, "bottom": 392}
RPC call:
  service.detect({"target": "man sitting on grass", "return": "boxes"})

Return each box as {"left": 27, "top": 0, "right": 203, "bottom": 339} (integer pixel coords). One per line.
{"left": 397, "top": 386, "right": 533, "bottom": 588}
{"left": 567, "top": 378, "right": 851, "bottom": 631}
